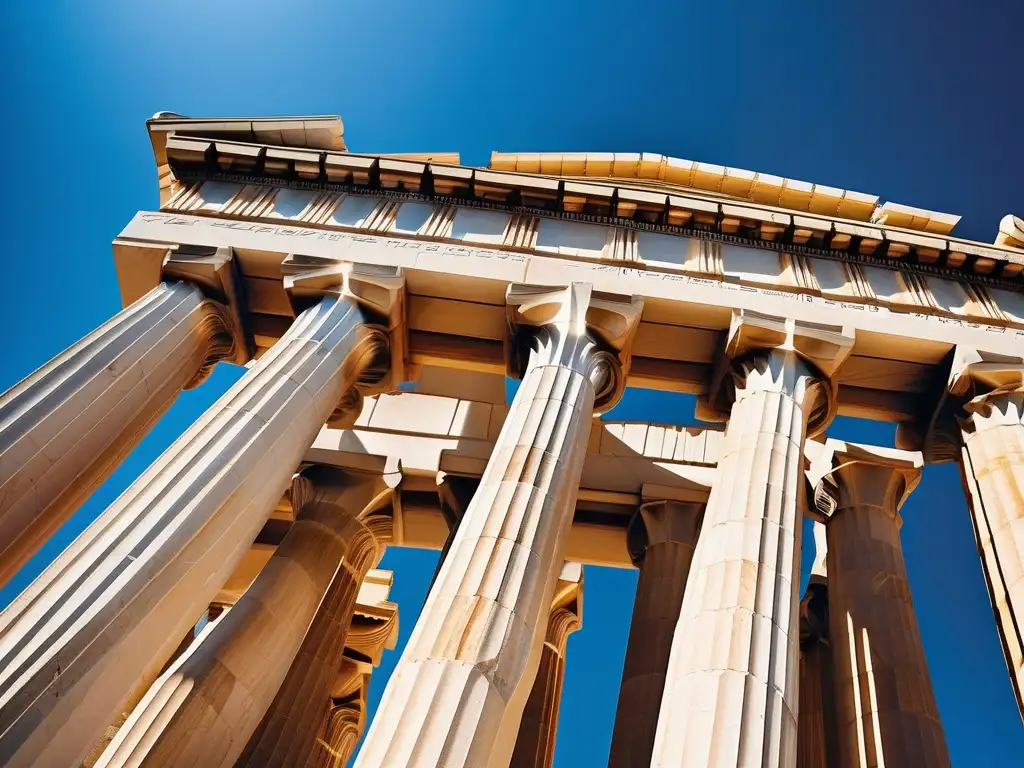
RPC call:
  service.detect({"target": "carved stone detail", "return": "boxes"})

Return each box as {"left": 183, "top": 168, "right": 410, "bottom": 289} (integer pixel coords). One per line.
{"left": 0, "top": 280, "right": 236, "bottom": 590}
{"left": 811, "top": 439, "right": 951, "bottom": 768}
{"left": 0, "top": 277, "right": 400, "bottom": 768}
{"left": 510, "top": 562, "right": 583, "bottom": 768}
{"left": 651, "top": 310, "right": 853, "bottom": 768}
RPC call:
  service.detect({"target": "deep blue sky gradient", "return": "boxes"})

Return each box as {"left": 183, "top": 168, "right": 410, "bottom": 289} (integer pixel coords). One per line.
{"left": 1, "top": 2, "right": 1022, "bottom": 765}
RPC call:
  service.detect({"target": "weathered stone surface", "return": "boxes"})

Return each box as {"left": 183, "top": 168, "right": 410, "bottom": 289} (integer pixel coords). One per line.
{"left": 652, "top": 311, "right": 853, "bottom": 768}
{"left": 0, "top": 276, "right": 397, "bottom": 767}
{"left": 353, "top": 283, "right": 641, "bottom": 768}
{"left": 0, "top": 280, "right": 236, "bottom": 589}
{"left": 813, "top": 439, "right": 951, "bottom": 768}
{"left": 609, "top": 500, "right": 703, "bottom": 768}
{"left": 951, "top": 351, "right": 1024, "bottom": 721}
{"left": 95, "top": 468, "right": 384, "bottom": 767}
{"left": 510, "top": 562, "right": 583, "bottom": 768}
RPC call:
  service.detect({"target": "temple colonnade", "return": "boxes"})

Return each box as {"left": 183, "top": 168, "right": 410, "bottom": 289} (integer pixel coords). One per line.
{"left": 0, "top": 257, "right": 1019, "bottom": 767}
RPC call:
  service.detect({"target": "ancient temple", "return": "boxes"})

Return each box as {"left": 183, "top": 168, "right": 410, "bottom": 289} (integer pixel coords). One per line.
{"left": 1, "top": 112, "right": 1023, "bottom": 767}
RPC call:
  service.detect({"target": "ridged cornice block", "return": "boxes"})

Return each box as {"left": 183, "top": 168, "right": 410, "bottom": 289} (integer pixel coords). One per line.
{"left": 0, "top": 291, "right": 392, "bottom": 768}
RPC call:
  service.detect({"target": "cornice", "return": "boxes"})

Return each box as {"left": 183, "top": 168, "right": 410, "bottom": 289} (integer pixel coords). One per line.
{"left": 160, "top": 139, "right": 1024, "bottom": 290}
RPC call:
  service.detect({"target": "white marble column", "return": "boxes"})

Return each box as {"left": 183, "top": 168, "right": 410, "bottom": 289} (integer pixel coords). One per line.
{"left": 95, "top": 467, "right": 390, "bottom": 767}
{"left": 0, "top": 264, "right": 403, "bottom": 768}
{"left": 354, "top": 283, "right": 641, "bottom": 768}
{"left": 0, "top": 280, "right": 239, "bottom": 588}
{"left": 608, "top": 500, "right": 703, "bottom": 768}
{"left": 813, "top": 440, "right": 950, "bottom": 768}
{"left": 651, "top": 311, "right": 853, "bottom": 768}
{"left": 509, "top": 562, "right": 583, "bottom": 768}
{"left": 951, "top": 350, "right": 1024, "bottom": 721}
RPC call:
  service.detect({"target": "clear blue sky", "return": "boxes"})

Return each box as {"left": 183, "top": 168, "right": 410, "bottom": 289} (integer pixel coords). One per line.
{"left": 1, "top": 1, "right": 1022, "bottom": 764}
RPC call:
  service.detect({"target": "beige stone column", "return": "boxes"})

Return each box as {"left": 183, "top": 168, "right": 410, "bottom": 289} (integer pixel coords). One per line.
{"left": 608, "top": 500, "right": 703, "bottom": 768}
{"left": 796, "top": 521, "right": 838, "bottom": 768}
{"left": 95, "top": 466, "right": 393, "bottom": 767}
{"left": 0, "top": 278, "right": 242, "bottom": 588}
{"left": 651, "top": 311, "right": 853, "bottom": 768}
{"left": 813, "top": 440, "right": 950, "bottom": 768}
{"left": 354, "top": 283, "right": 642, "bottom": 768}
{"left": 510, "top": 562, "right": 583, "bottom": 768}
{"left": 0, "top": 263, "right": 404, "bottom": 768}
{"left": 309, "top": 570, "right": 400, "bottom": 768}
{"left": 946, "top": 350, "right": 1024, "bottom": 721}
{"left": 236, "top": 499, "right": 399, "bottom": 766}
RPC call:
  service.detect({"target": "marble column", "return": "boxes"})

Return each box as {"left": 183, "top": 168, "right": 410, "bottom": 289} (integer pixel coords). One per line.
{"left": 950, "top": 350, "right": 1024, "bottom": 721}
{"left": 95, "top": 466, "right": 390, "bottom": 767}
{"left": 309, "top": 571, "right": 400, "bottom": 768}
{"left": 0, "top": 264, "right": 404, "bottom": 768}
{"left": 0, "top": 279, "right": 240, "bottom": 588}
{"left": 354, "top": 283, "right": 642, "bottom": 768}
{"left": 510, "top": 562, "right": 583, "bottom": 768}
{"left": 813, "top": 439, "right": 950, "bottom": 768}
{"left": 315, "top": 660, "right": 368, "bottom": 768}
{"left": 236, "top": 507, "right": 398, "bottom": 765}
{"left": 608, "top": 499, "right": 703, "bottom": 768}
{"left": 651, "top": 311, "right": 854, "bottom": 768}
{"left": 796, "top": 521, "right": 838, "bottom": 768}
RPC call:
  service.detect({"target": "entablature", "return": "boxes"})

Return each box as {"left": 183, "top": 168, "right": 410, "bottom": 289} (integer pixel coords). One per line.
{"left": 153, "top": 135, "right": 1024, "bottom": 288}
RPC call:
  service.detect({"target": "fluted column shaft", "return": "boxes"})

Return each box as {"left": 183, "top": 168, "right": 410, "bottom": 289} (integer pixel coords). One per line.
{"left": 960, "top": 391, "right": 1024, "bottom": 719}
{"left": 652, "top": 350, "right": 826, "bottom": 768}
{"left": 96, "top": 470, "right": 382, "bottom": 767}
{"left": 609, "top": 500, "right": 702, "bottom": 768}
{"left": 510, "top": 563, "right": 583, "bottom": 768}
{"left": 0, "top": 296, "right": 388, "bottom": 768}
{"left": 0, "top": 281, "right": 235, "bottom": 588}
{"left": 238, "top": 518, "right": 387, "bottom": 765}
{"left": 826, "top": 456, "right": 950, "bottom": 768}
{"left": 310, "top": 660, "right": 368, "bottom": 768}
{"left": 355, "top": 287, "right": 618, "bottom": 768}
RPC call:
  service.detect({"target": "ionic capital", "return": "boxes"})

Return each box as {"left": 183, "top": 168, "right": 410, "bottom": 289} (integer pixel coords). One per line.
{"left": 900, "top": 346, "right": 1024, "bottom": 461}
{"left": 343, "top": 569, "right": 400, "bottom": 666}
{"left": 806, "top": 438, "right": 922, "bottom": 523}
{"left": 547, "top": 562, "right": 584, "bottom": 651}
{"left": 626, "top": 499, "right": 704, "bottom": 566}
{"left": 163, "top": 245, "right": 252, "bottom": 382}
{"left": 505, "top": 282, "right": 643, "bottom": 413}
{"left": 698, "top": 310, "right": 855, "bottom": 436}
{"left": 283, "top": 258, "right": 407, "bottom": 393}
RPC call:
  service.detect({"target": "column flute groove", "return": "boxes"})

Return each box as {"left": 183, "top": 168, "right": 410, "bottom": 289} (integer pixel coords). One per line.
{"left": 608, "top": 499, "right": 704, "bottom": 768}
{"left": 0, "top": 280, "right": 239, "bottom": 589}
{"left": 811, "top": 439, "right": 950, "bottom": 768}
{"left": 94, "top": 467, "right": 390, "bottom": 768}
{"left": 353, "top": 283, "right": 641, "bottom": 768}
{"left": 0, "top": 263, "right": 404, "bottom": 768}
{"left": 651, "top": 311, "right": 853, "bottom": 768}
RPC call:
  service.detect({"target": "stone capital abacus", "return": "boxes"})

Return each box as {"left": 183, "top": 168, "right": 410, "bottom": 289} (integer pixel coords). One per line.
{"left": 505, "top": 282, "right": 643, "bottom": 413}
{"left": 697, "top": 309, "right": 855, "bottom": 437}
{"left": 626, "top": 498, "right": 705, "bottom": 566}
